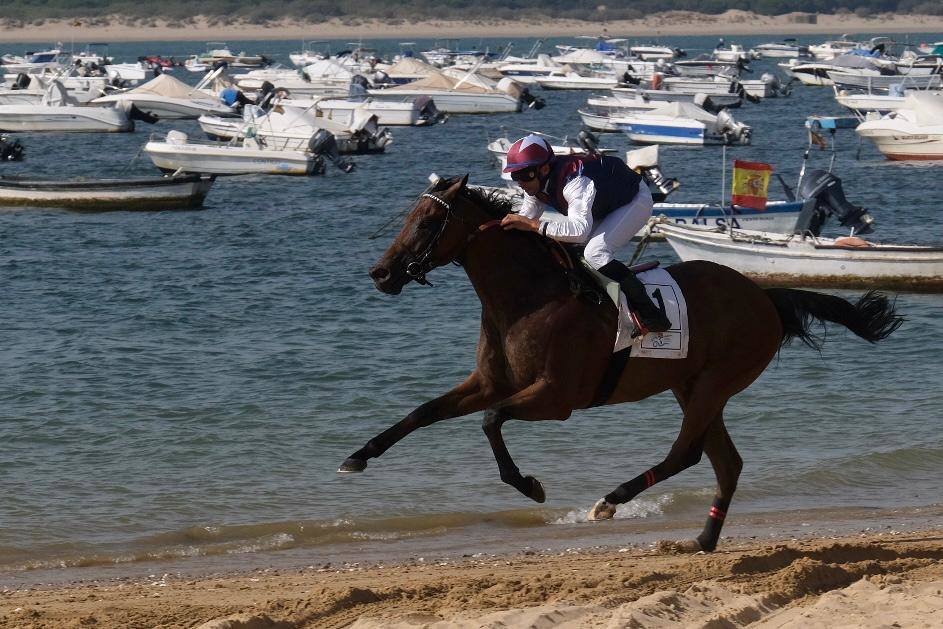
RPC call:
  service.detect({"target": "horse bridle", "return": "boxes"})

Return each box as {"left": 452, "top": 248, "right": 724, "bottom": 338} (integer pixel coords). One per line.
{"left": 404, "top": 191, "right": 499, "bottom": 286}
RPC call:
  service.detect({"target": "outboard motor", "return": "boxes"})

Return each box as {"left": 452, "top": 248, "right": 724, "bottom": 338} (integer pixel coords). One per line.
{"left": 414, "top": 96, "right": 446, "bottom": 125}
{"left": 126, "top": 103, "right": 159, "bottom": 125}
{"left": 520, "top": 86, "right": 545, "bottom": 110}
{"left": 308, "top": 129, "right": 355, "bottom": 173}
{"left": 716, "top": 109, "right": 751, "bottom": 145}
{"left": 0, "top": 134, "right": 25, "bottom": 161}
{"left": 621, "top": 71, "right": 641, "bottom": 86}
{"left": 693, "top": 92, "right": 724, "bottom": 114}
{"left": 256, "top": 81, "right": 277, "bottom": 111}
{"left": 349, "top": 75, "right": 370, "bottom": 101}
{"left": 12, "top": 73, "right": 31, "bottom": 90}
{"left": 795, "top": 169, "right": 875, "bottom": 236}
{"left": 577, "top": 129, "right": 600, "bottom": 154}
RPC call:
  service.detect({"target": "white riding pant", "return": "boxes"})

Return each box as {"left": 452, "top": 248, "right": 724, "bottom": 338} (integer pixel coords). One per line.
{"left": 582, "top": 184, "right": 654, "bottom": 270}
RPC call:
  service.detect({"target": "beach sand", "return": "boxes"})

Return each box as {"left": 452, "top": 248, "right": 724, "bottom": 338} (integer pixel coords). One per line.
{"left": 3, "top": 528, "right": 943, "bottom": 628}
{"left": 2, "top": 11, "right": 943, "bottom": 44}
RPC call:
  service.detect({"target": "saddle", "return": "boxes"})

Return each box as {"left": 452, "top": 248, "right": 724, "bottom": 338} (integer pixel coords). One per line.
{"left": 546, "top": 240, "right": 659, "bottom": 306}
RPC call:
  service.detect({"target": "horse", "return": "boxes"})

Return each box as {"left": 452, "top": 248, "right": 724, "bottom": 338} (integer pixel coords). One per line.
{"left": 340, "top": 175, "right": 903, "bottom": 552}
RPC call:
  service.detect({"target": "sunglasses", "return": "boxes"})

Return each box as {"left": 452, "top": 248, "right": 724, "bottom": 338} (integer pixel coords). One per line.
{"left": 510, "top": 168, "right": 538, "bottom": 183}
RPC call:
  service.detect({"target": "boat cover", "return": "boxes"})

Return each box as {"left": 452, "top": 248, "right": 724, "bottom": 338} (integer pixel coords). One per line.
{"left": 301, "top": 59, "right": 357, "bottom": 81}
{"left": 123, "top": 73, "right": 210, "bottom": 99}
{"left": 553, "top": 49, "right": 610, "bottom": 65}
{"left": 383, "top": 71, "right": 495, "bottom": 94}
{"left": 906, "top": 92, "right": 943, "bottom": 126}
{"left": 384, "top": 57, "right": 439, "bottom": 76}
{"left": 644, "top": 101, "right": 717, "bottom": 123}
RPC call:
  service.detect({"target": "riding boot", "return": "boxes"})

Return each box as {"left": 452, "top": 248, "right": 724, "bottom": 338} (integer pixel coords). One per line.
{"left": 597, "top": 260, "right": 672, "bottom": 336}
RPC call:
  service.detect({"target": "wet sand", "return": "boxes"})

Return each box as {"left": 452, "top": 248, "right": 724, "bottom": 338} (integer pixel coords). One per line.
{"left": 2, "top": 11, "right": 943, "bottom": 44}
{"left": 3, "top": 528, "right": 942, "bottom": 628}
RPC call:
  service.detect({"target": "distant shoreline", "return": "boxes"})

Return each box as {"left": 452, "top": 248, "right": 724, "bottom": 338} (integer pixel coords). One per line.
{"left": 2, "top": 11, "right": 943, "bottom": 44}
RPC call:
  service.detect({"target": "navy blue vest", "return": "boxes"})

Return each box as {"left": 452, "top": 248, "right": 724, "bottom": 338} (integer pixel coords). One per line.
{"left": 535, "top": 154, "right": 643, "bottom": 220}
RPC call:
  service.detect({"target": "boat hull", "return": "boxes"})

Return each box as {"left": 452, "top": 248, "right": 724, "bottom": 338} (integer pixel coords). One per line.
{"left": 0, "top": 175, "right": 214, "bottom": 210}
{"left": 367, "top": 89, "right": 519, "bottom": 114}
{"left": 656, "top": 222, "right": 943, "bottom": 292}
{"left": 144, "top": 141, "right": 319, "bottom": 176}
{"left": 0, "top": 107, "right": 131, "bottom": 132}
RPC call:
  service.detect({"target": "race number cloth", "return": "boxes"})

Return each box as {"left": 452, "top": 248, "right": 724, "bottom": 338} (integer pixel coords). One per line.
{"left": 583, "top": 263, "right": 689, "bottom": 358}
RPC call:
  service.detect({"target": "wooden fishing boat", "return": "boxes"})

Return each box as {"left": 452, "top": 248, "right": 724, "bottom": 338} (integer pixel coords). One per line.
{"left": 0, "top": 173, "right": 215, "bottom": 210}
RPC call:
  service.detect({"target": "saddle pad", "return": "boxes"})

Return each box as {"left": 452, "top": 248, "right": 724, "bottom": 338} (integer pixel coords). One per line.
{"left": 582, "top": 263, "right": 689, "bottom": 359}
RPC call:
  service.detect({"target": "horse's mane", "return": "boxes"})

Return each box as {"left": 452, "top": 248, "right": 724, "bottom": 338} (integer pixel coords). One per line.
{"left": 433, "top": 176, "right": 514, "bottom": 219}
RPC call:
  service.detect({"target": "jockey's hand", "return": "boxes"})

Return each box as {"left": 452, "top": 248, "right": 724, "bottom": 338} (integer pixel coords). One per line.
{"left": 501, "top": 214, "right": 540, "bottom": 232}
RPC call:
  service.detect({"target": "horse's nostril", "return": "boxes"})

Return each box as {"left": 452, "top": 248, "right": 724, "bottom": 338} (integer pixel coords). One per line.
{"left": 370, "top": 266, "right": 390, "bottom": 281}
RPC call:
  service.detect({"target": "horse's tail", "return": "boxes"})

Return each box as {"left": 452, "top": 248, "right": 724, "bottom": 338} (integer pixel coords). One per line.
{"left": 764, "top": 288, "right": 903, "bottom": 351}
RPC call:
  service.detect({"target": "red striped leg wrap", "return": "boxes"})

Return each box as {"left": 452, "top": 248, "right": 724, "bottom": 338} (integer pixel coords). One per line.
{"left": 709, "top": 505, "right": 727, "bottom": 521}
{"left": 644, "top": 469, "right": 657, "bottom": 488}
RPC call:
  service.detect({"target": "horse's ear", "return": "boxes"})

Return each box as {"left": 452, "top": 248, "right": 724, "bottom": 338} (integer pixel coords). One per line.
{"left": 444, "top": 174, "right": 469, "bottom": 197}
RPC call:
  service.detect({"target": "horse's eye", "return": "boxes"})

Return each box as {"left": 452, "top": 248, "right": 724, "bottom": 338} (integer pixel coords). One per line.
{"left": 417, "top": 219, "right": 437, "bottom": 231}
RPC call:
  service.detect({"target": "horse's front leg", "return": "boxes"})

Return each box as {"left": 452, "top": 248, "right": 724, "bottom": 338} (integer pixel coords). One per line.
{"left": 482, "top": 380, "right": 572, "bottom": 503}
{"left": 338, "top": 371, "right": 501, "bottom": 473}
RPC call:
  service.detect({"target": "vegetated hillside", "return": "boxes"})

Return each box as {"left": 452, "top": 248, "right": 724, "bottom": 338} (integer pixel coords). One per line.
{"left": 1, "top": 0, "right": 940, "bottom": 25}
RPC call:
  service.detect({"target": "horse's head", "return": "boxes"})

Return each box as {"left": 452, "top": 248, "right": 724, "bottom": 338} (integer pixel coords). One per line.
{"left": 371, "top": 174, "right": 490, "bottom": 294}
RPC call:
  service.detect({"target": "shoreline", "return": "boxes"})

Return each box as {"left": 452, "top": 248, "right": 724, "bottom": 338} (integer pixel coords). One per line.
{"left": 2, "top": 527, "right": 942, "bottom": 628}
{"left": 1, "top": 11, "right": 942, "bottom": 44}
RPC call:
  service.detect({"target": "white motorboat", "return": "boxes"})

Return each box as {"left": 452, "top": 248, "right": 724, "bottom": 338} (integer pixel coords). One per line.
{"left": 534, "top": 71, "right": 619, "bottom": 90}
{"left": 629, "top": 45, "right": 680, "bottom": 61}
{"left": 855, "top": 92, "right": 943, "bottom": 160}
{"left": 673, "top": 55, "right": 741, "bottom": 77}
{"left": 0, "top": 81, "right": 147, "bottom": 133}
{"left": 0, "top": 48, "right": 68, "bottom": 74}
{"left": 289, "top": 42, "right": 326, "bottom": 67}
{"left": 712, "top": 43, "right": 757, "bottom": 63}
{"left": 616, "top": 101, "right": 751, "bottom": 146}
{"left": 827, "top": 70, "right": 942, "bottom": 93}
{"left": 368, "top": 71, "right": 526, "bottom": 114}
{"left": 234, "top": 61, "right": 353, "bottom": 98}
{"left": 91, "top": 73, "right": 236, "bottom": 120}
{"left": 198, "top": 103, "right": 393, "bottom": 155}
{"left": 298, "top": 90, "right": 443, "bottom": 126}
{"left": 808, "top": 37, "right": 866, "bottom": 60}
{"left": 833, "top": 83, "right": 943, "bottom": 115}
{"left": 144, "top": 128, "right": 351, "bottom": 176}
{"left": 197, "top": 43, "right": 270, "bottom": 68}
{"left": 654, "top": 220, "right": 943, "bottom": 291}
{"left": 0, "top": 72, "right": 109, "bottom": 105}
{"left": 496, "top": 54, "right": 565, "bottom": 85}
{"left": 754, "top": 40, "right": 809, "bottom": 59}
{"left": 611, "top": 86, "right": 743, "bottom": 109}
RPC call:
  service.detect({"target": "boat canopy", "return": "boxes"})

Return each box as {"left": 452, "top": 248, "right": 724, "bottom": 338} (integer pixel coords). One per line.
{"left": 553, "top": 49, "right": 610, "bottom": 65}
{"left": 124, "top": 73, "right": 209, "bottom": 99}
{"left": 385, "top": 57, "right": 439, "bottom": 76}
{"left": 906, "top": 91, "right": 943, "bottom": 126}
{"left": 301, "top": 59, "right": 357, "bottom": 81}
{"left": 383, "top": 70, "right": 496, "bottom": 94}
{"left": 645, "top": 101, "right": 718, "bottom": 123}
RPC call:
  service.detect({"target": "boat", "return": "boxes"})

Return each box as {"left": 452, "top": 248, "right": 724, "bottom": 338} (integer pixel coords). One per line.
{"left": 367, "top": 71, "right": 530, "bottom": 114}
{"left": 534, "top": 71, "right": 620, "bottom": 90}
{"left": 855, "top": 92, "right": 943, "bottom": 160}
{"left": 611, "top": 86, "right": 743, "bottom": 109}
{"left": 0, "top": 48, "right": 68, "bottom": 74}
{"left": 754, "top": 40, "right": 810, "bottom": 59}
{"left": 0, "top": 174, "right": 214, "bottom": 210}
{"left": 629, "top": 45, "right": 681, "bottom": 61}
{"left": 0, "top": 71, "right": 110, "bottom": 105}
{"left": 808, "top": 37, "right": 866, "bottom": 60}
{"left": 298, "top": 79, "right": 444, "bottom": 126}
{"left": 712, "top": 43, "right": 757, "bottom": 63}
{"left": 616, "top": 101, "right": 751, "bottom": 146}
{"left": 289, "top": 41, "right": 326, "bottom": 67}
{"left": 0, "top": 81, "right": 153, "bottom": 133}
{"left": 197, "top": 43, "right": 270, "bottom": 68}
{"left": 234, "top": 60, "right": 355, "bottom": 98}
{"left": 198, "top": 103, "right": 393, "bottom": 155}
{"left": 144, "top": 128, "right": 353, "bottom": 176}
{"left": 91, "top": 72, "right": 236, "bottom": 120}
{"left": 652, "top": 220, "right": 943, "bottom": 292}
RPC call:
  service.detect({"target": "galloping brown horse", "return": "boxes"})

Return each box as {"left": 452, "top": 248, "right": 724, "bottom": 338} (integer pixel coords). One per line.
{"left": 341, "top": 175, "right": 902, "bottom": 552}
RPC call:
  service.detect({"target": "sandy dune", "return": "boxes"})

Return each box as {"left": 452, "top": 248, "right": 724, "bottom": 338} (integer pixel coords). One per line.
{"left": 1, "top": 11, "right": 943, "bottom": 43}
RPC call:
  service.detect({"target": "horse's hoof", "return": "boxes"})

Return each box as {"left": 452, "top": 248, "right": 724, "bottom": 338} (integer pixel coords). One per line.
{"left": 588, "top": 498, "right": 617, "bottom": 521}
{"left": 524, "top": 476, "right": 546, "bottom": 503}
{"left": 337, "top": 458, "right": 367, "bottom": 473}
{"left": 656, "top": 538, "right": 704, "bottom": 554}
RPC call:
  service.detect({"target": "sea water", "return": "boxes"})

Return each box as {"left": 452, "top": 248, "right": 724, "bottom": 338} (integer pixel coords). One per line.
{"left": 1, "top": 34, "right": 942, "bottom": 584}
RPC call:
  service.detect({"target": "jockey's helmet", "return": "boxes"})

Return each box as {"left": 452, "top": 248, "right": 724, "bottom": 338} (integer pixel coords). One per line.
{"left": 503, "top": 134, "right": 554, "bottom": 173}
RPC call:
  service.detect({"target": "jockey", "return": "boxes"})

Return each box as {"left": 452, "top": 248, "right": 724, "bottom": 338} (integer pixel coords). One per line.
{"left": 500, "top": 134, "right": 671, "bottom": 335}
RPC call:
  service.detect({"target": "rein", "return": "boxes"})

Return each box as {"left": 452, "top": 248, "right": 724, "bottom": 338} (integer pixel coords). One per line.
{"left": 404, "top": 191, "right": 501, "bottom": 286}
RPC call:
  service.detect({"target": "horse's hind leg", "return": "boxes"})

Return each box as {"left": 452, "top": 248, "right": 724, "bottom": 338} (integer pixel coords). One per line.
{"left": 695, "top": 417, "right": 742, "bottom": 552}
{"left": 590, "top": 378, "right": 727, "bottom": 523}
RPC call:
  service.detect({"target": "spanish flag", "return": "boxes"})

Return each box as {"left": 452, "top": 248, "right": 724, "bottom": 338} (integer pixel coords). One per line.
{"left": 731, "top": 160, "right": 773, "bottom": 210}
